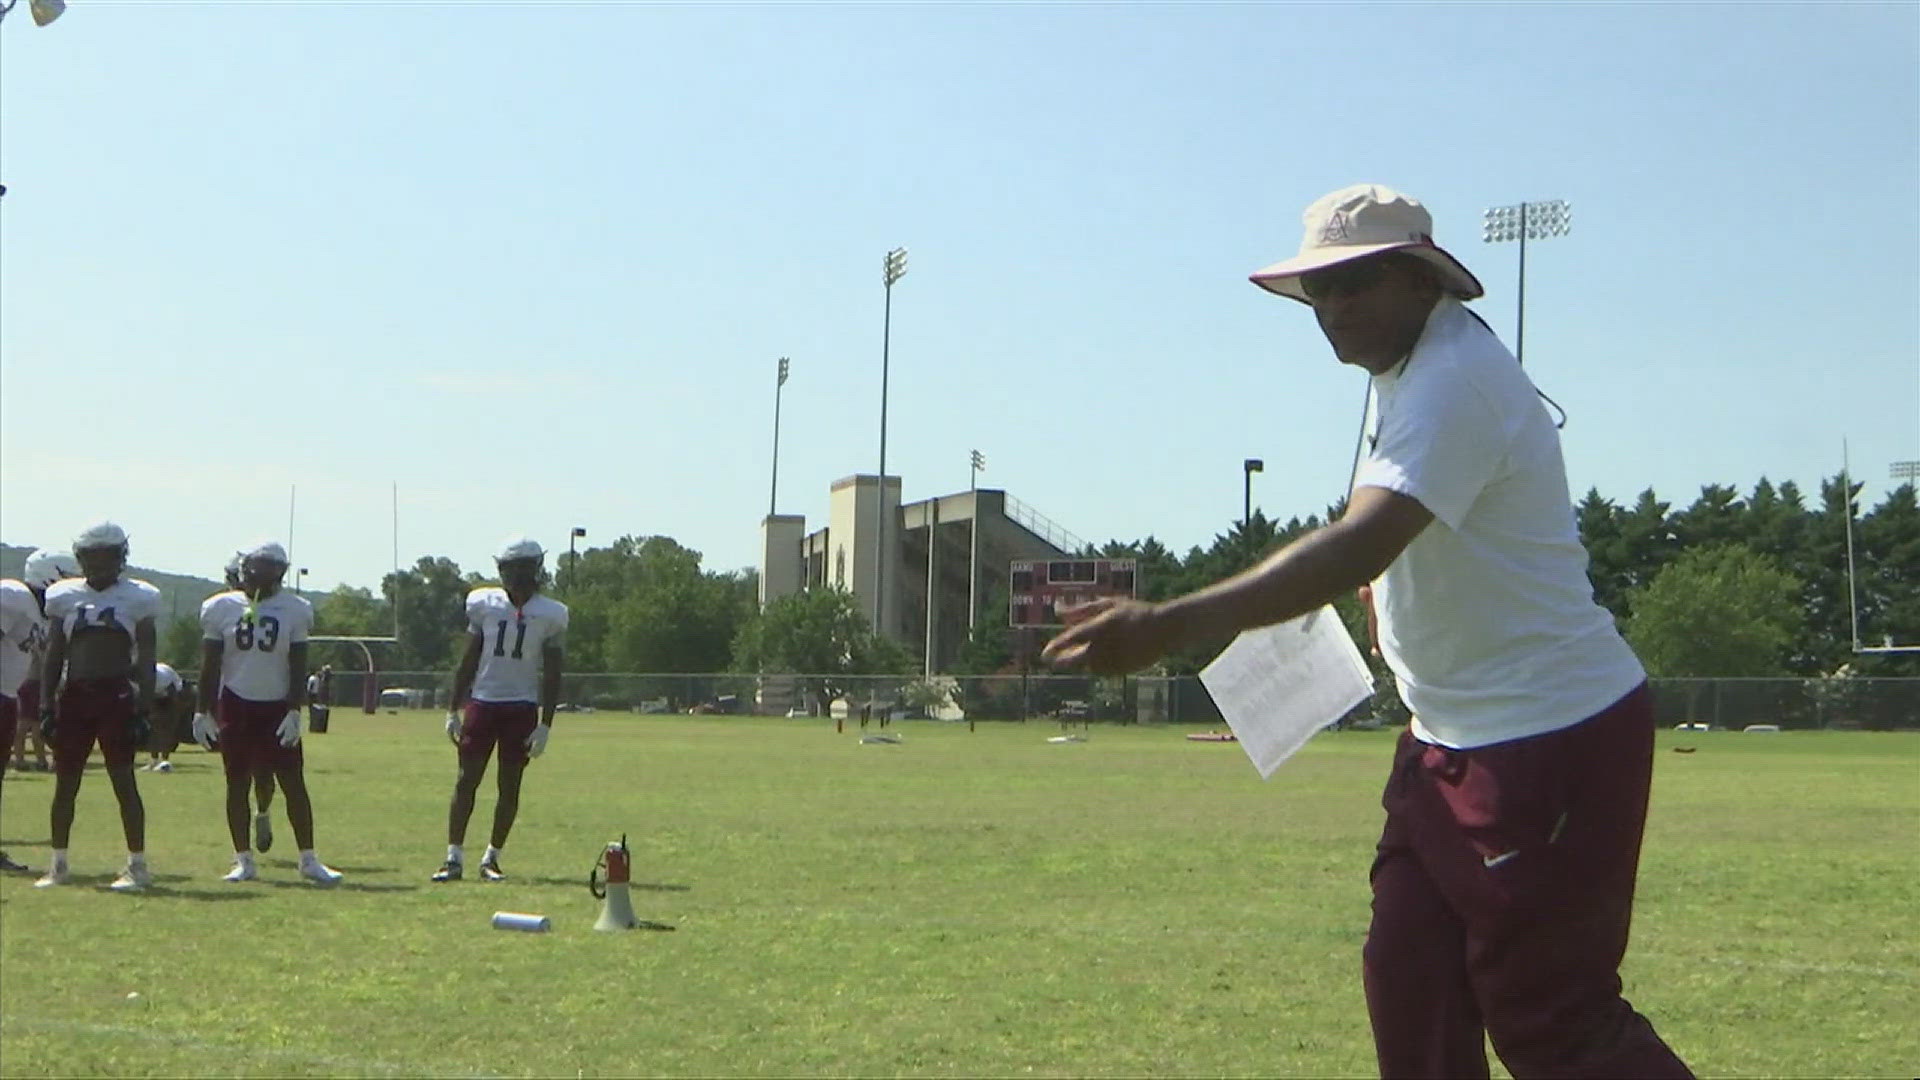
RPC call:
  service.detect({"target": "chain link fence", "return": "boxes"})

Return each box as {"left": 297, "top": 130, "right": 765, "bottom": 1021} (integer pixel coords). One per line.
{"left": 300, "top": 671, "right": 1918, "bottom": 731}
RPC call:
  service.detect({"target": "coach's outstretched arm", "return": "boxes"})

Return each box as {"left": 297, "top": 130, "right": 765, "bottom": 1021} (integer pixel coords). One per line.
{"left": 1041, "top": 485, "right": 1432, "bottom": 676}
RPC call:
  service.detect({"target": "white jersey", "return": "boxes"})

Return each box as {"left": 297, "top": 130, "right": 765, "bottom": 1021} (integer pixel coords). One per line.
{"left": 155, "top": 662, "right": 183, "bottom": 697}
{"left": 44, "top": 577, "right": 162, "bottom": 651}
{"left": 1, "top": 579, "right": 45, "bottom": 699}
{"left": 466, "top": 587, "right": 568, "bottom": 704}
{"left": 201, "top": 589, "right": 312, "bottom": 703}
{"left": 1355, "top": 298, "right": 1644, "bottom": 749}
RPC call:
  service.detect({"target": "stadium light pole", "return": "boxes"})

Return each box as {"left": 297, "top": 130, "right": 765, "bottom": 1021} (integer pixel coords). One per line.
{"left": 924, "top": 495, "right": 939, "bottom": 679}
{"left": 968, "top": 449, "right": 985, "bottom": 633}
{"left": 1893, "top": 460, "right": 1920, "bottom": 486}
{"left": 769, "top": 357, "right": 790, "bottom": 518}
{"left": 1482, "top": 199, "right": 1571, "bottom": 365}
{"left": 568, "top": 526, "right": 586, "bottom": 591}
{"left": 296, "top": 568, "right": 309, "bottom": 598}
{"left": 0, "top": 0, "right": 66, "bottom": 27}
{"left": 875, "top": 246, "right": 908, "bottom": 633}
{"left": 1242, "top": 458, "right": 1263, "bottom": 526}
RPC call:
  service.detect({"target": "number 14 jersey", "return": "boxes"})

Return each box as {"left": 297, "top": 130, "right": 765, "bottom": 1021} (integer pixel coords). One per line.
{"left": 466, "top": 587, "right": 568, "bottom": 705}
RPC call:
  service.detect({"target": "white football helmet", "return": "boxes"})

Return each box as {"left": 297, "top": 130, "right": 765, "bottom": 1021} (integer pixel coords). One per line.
{"left": 241, "top": 540, "right": 291, "bottom": 565}
{"left": 495, "top": 536, "right": 545, "bottom": 563}
{"left": 22, "top": 547, "right": 81, "bottom": 589}
{"left": 73, "top": 520, "right": 129, "bottom": 554}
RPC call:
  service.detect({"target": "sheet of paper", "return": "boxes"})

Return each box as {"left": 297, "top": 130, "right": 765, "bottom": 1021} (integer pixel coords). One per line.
{"left": 1198, "top": 605, "right": 1377, "bottom": 779}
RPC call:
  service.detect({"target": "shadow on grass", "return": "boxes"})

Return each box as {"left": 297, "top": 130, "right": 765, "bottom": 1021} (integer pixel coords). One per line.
{"left": 20, "top": 874, "right": 266, "bottom": 901}
{"left": 516, "top": 875, "right": 691, "bottom": 892}
{"left": 139, "top": 885, "right": 266, "bottom": 901}
{"left": 1, "top": 836, "right": 54, "bottom": 847}
{"left": 254, "top": 879, "right": 422, "bottom": 894}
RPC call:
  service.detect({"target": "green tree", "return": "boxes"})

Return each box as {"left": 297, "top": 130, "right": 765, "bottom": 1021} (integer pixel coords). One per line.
{"left": 384, "top": 556, "right": 470, "bottom": 671}
{"left": 1855, "top": 481, "right": 1920, "bottom": 675}
{"left": 1624, "top": 544, "right": 1804, "bottom": 676}
{"left": 313, "top": 585, "right": 388, "bottom": 636}
{"left": 308, "top": 584, "right": 394, "bottom": 675}
{"left": 732, "top": 587, "right": 912, "bottom": 711}
{"left": 158, "top": 615, "right": 203, "bottom": 669}
{"left": 559, "top": 535, "right": 757, "bottom": 673}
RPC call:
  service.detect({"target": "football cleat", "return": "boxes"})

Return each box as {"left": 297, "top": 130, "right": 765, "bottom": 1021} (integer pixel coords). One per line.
{"left": 254, "top": 813, "right": 274, "bottom": 853}
{"left": 0, "top": 852, "right": 29, "bottom": 873}
{"left": 223, "top": 860, "right": 258, "bottom": 883}
{"left": 34, "top": 866, "right": 69, "bottom": 888}
{"left": 153, "top": 760, "right": 173, "bottom": 773}
{"left": 109, "top": 863, "right": 152, "bottom": 892}
{"left": 479, "top": 859, "right": 506, "bottom": 883}
{"left": 300, "top": 859, "right": 343, "bottom": 886}
{"left": 430, "top": 860, "right": 462, "bottom": 883}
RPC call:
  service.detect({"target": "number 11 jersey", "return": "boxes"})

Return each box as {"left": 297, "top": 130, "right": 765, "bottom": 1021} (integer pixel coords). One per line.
{"left": 466, "top": 587, "right": 568, "bottom": 705}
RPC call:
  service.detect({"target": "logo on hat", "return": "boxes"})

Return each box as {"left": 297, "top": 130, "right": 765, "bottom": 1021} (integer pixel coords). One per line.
{"left": 1318, "top": 212, "right": 1351, "bottom": 245}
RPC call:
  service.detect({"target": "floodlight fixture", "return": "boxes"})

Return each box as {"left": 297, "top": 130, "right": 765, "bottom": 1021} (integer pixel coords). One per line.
{"left": 1480, "top": 198, "right": 1572, "bottom": 364}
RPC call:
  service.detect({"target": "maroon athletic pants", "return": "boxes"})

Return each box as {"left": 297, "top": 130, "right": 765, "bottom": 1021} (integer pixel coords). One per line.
{"left": 1363, "top": 683, "right": 1692, "bottom": 1079}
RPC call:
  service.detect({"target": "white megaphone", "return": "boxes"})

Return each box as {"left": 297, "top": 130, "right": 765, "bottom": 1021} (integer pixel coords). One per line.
{"left": 590, "top": 835, "right": 639, "bottom": 931}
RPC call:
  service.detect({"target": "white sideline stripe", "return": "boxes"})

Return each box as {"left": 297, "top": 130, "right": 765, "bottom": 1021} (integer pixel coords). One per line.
{"left": 5, "top": 1016, "right": 499, "bottom": 1078}
{"left": 1650, "top": 955, "right": 1915, "bottom": 981}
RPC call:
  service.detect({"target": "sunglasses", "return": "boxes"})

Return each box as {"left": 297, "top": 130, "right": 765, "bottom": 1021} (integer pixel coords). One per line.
{"left": 1299, "top": 257, "right": 1397, "bottom": 302}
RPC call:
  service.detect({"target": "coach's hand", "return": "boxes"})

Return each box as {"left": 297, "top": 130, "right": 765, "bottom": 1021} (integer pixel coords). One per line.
{"left": 526, "top": 721, "right": 550, "bottom": 759}
{"left": 1040, "top": 598, "right": 1176, "bottom": 676}
{"left": 444, "top": 711, "right": 462, "bottom": 746}
{"left": 39, "top": 705, "right": 56, "bottom": 741}
{"left": 276, "top": 709, "right": 303, "bottom": 748}
{"left": 128, "top": 706, "right": 151, "bottom": 746}
{"left": 191, "top": 711, "right": 219, "bottom": 750}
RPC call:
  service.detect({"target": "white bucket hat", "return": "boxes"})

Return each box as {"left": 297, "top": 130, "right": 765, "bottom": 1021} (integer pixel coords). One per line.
{"left": 1249, "top": 184, "right": 1483, "bottom": 304}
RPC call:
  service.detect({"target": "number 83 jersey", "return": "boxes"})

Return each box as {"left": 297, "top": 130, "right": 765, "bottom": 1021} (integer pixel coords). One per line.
{"left": 466, "top": 587, "right": 568, "bottom": 704}
{"left": 202, "top": 589, "right": 313, "bottom": 702}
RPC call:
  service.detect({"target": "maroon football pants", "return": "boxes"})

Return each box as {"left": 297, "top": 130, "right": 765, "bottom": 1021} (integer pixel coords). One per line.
{"left": 1362, "top": 683, "right": 1692, "bottom": 1079}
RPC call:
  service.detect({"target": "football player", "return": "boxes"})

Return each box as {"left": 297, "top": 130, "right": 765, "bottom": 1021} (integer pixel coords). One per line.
{"left": 143, "top": 661, "right": 186, "bottom": 772}
{"left": 8, "top": 549, "right": 77, "bottom": 776}
{"left": 37, "top": 523, "right": 162, "bottom": 891}
{"left": 1, "top": 548, "right": 80, "bottom": 871}
{"left": 220, "top": 552, "right": 280, "bottom": 852}
{"left": 193, "top": 540, "right": 341, "bottom": 885}
{"left": 431, "top": 536, "right": 569, "bottom": 883}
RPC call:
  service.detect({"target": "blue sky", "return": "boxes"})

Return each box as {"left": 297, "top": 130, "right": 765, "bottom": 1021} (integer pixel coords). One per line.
{"left": 3, "top": 2, "right": 1915, "bottom": 591}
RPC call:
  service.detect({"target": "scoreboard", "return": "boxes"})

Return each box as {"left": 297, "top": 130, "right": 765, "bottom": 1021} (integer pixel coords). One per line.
{"left": 1008, "top": 558, "right": 1138, "bottom": 628}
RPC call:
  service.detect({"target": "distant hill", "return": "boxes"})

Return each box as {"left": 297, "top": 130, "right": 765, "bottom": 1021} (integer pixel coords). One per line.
{"left": 2, "top": 542, "right": 231, "bottom": 624}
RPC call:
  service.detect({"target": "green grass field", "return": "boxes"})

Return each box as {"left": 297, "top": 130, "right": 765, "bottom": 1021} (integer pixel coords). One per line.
{"left": 1, "top": 714, "right": 1914, "bottom": 1078}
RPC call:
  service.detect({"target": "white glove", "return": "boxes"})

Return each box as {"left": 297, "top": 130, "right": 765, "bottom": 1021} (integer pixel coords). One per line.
{"left": 276, "top": 709, "right": 303, "bottom": 748}
{"left": 191, "top": 711, "right": 218, "bottom": 750}
{"left": 445, "top": 711, "right": 462, "bottom": 745}
{"left": 526, "top": 722, "right": 551, "bottom": 759}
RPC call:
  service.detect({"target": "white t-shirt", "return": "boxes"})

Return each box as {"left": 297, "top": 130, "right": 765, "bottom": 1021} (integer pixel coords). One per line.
{"left": 154, "top": 662, "right": 183, "bottom": 697}
{"left": 1353, "top": 298, "right": 1644, "bottom": 749}
{"left": 45, "top": 577, "right": 162, "bottom": 649}
{"left": 0, "top": 579, "right": 45, "bottom": 699}
{"left": 201, "top": 589, "right": 312, "bottom": 703}
{"left": 466, "top": 587, "right": 568, "bottom": 704}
